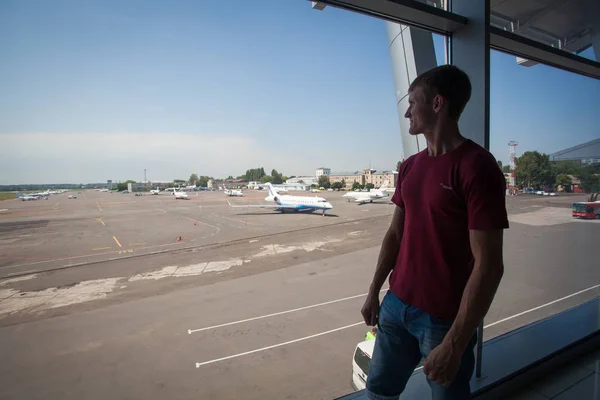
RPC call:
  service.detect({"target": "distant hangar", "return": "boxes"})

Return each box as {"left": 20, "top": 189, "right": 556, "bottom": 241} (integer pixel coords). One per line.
{"left": 549, "top": 138, "right": 600, "bottom": 164}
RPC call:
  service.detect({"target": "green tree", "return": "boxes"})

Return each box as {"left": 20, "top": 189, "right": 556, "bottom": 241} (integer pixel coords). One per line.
{"left": 555, "top": 174, "right": 573, "bottom": 192}
{"left": 552, "top": 160, "right": 582, "bottom": 176}
{"left": 271, "top": 169, "right": 283, "bottom": 184}
{"left": 365, "top": 183, "right": 375, "bottom": 191}
{"left": 197, "top": 176, "right": 212, "bottom": 187}
{"left": 331, "top": 182, "right": 344, "bottom": 190}
{"left": 318, "top": 175, "right": 330, "bottom": 189}
{"left": 577, "top": 165, "right": 600, "bottom": 193}
{"left": 497, "top": 160, "right": 503, "bottom": 169}
{"left": 260, "top": 175, "right": 273, "bottom": 183}
{"left": 244, "top": 168, "right": 266, "bottom": 181}
{"left": 352, "top": 182, "right": 362, "bottom": 191}
{"left": 502, "top": 165, "right": 512, "bottom": 173}
{"left": 115, "top": 180, "right": 136, "bottom": 191}
{"left": 189, "top": 173, "right": 198, "bottom": 185}
{"left": 514, "top": 151, "right": 554, "bottom": 189}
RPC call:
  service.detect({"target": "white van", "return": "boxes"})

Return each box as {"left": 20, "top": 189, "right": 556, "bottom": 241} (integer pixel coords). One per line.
{"left": 351, "top": 339, "right": 424, "bottom": 392}
{"left": 351, "top": 339, "right": 375, "bottom": 391}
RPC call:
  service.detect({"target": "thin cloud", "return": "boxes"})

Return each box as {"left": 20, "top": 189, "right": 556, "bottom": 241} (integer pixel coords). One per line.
{"left": 0, "top": 132, "right": 301, "bottom": 184}
{"left": 0, "top": 132, "right": 401, "bottom": 184}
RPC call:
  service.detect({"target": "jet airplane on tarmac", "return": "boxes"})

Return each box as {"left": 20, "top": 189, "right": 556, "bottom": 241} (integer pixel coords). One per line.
{"left": 342, "top": 183, "right": 391, "bottom": 204}
{"left": 227, "top": 183, "right": 332, "bottom": 216}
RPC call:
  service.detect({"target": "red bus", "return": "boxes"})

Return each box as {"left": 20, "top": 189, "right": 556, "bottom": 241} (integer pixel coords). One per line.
{"left": 572, "top": 202, "right": 600, "bottom": 219}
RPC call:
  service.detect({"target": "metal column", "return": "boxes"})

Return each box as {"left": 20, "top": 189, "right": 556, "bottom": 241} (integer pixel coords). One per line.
{"left": 451, "top": 0, "right": 491, "bottom": 379}
{"left": 450, "top": 0, "right": 490, "bottom": 149}
{"left": 386, "top": 23, "right": 437, "bottom": 160}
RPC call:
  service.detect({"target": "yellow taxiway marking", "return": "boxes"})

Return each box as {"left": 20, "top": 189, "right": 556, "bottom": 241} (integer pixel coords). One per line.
{"left": 96, "top": 217, "right": 105, "bottom": 226}
{"left": 113, "top": 236, "right": 122, "bottom": 248}
{"left": 129, "top": 242, "right": 146, "bottom": 247}
{"left": 93, "top": 247, "right": 112, "bottom": 251}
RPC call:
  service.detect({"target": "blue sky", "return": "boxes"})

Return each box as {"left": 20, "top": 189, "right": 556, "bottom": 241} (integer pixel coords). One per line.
{"left": 0, "top": 0, "right": 598, "bottom": 184}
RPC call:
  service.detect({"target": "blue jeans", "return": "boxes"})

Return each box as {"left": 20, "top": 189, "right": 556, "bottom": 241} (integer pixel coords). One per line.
{"left": 366, "top": 291, "right": 476, "bottom": 400}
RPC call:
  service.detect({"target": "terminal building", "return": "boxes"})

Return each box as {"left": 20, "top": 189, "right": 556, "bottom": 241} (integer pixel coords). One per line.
{"left": 328, "top": 171, "right": 365, "bottom": 188}
{"left": 327, "top": 169, "right": 397, "bottom": 189}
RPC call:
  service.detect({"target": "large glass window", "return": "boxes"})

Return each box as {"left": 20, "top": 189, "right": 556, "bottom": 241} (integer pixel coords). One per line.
{"left": 1, "top": 1, "right": 598, "bottom": 400}
{"left": 0, "top": 2, "right": 449, "bottom": 400}
{"left": 486, "top": 48, "right": 600, "bottom": 340}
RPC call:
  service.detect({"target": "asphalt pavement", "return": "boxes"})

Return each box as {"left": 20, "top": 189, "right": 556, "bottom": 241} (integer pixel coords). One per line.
{"left": 0, "top": 190, "right": 598, "bottom": 400}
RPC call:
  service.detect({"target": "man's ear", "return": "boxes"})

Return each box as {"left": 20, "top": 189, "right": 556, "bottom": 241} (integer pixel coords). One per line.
{"left": 432, "top": 94, "right": 444, "bottom": 113}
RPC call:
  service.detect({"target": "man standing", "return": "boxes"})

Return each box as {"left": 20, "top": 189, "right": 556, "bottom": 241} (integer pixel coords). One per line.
{"left": 361, "top": 65, "right": 508, "bottom": 400}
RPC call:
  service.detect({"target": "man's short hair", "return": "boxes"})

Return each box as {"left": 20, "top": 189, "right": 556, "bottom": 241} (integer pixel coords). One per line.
{"left": 408, "top": 65, "right": 472, "bottom": 120}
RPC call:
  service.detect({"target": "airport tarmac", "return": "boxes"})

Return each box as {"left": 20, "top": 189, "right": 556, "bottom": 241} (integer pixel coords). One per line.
{"left": 0, "top": 190, "right": 598, "bottom": 400}
{"left": 0, "top": 189, "right": 394, "bottom": 278}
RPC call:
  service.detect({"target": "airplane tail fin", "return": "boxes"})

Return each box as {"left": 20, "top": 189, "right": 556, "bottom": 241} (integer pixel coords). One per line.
{"left": 266, "top": 183, "right": 278, "bottom": 197}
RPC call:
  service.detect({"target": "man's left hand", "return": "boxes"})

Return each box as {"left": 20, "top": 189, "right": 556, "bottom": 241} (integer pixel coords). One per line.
{"left": 423, "top": 342, "right": 462, "bottom": 388}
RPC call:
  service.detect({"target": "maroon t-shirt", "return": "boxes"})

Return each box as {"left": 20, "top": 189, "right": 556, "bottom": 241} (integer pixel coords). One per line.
{"left": 390, "top": 139, "right": 509, "bottom": 321}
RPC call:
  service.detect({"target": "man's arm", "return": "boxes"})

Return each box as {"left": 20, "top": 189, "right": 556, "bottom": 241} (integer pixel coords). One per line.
{"left": 442, "top": 229, "right": 504, "bottom": 353}
{"left": 369, "top": 205, "right": 405, "bottom": 295}
{"left": 361, "top": 206, "right": 405, "bottom": 326}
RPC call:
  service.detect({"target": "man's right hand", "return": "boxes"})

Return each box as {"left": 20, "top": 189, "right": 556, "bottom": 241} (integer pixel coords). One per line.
{"left": 361, "top": 295, "right": 380, "bottom": 326}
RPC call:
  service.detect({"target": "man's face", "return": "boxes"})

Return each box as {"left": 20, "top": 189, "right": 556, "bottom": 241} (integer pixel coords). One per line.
{"left": 404, "top": 86, "right": 436, "bottom": 135}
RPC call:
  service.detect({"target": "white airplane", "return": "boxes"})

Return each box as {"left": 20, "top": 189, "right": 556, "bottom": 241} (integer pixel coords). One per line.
{"left": 185, "top": 180, "right": 197, "bottom": 190}
{"left": 227, "top": 183, "right": 333, "bottom": 216}
{"left": 173, "top": 191, "right": 189, "bottom": 200}
{"left": 265, "top": 184, "right": 327, "bottom": 203}
{"left": 342, "top": 183, "right": 391, "bottom": 204}
{"left": 224, "top": 188, "right": 243, "bottom": 197}
{"left": 149, "top": 189, "right": 160, "bottom": 195}
{"left": 16, "top": 192, "right": 38, "bottom": 201}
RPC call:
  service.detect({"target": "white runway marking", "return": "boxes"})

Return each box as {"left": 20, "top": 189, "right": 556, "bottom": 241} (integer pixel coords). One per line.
{"left": 188, "top": 289, "right": 387, "bottom": 334}
{"left": 5, "top": 270, "right": 38, "bottom": 278}
{"left": 182, "top": 217, "right": 221, "bottom": 233}
{"left": 219, "top": 215, "right": 262, "bottom": 226}
{"left": 195, "top": 322, "right": 364, "bottom": 368}
{"left": 192, "top": 285, "right": 599, "bottom": 368}
{"left": 484, "top": 283, "right": 600, "bottom": 329}
{"left": 96, "top": 201, "right": 102, "bottom": 212}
